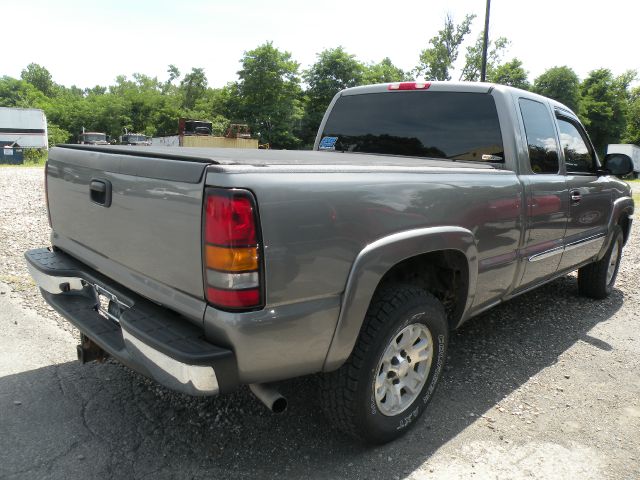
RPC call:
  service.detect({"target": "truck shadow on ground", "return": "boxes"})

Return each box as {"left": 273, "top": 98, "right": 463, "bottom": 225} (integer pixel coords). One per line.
{"left": 0, "top": 275, "right": 624, "bottom": 480}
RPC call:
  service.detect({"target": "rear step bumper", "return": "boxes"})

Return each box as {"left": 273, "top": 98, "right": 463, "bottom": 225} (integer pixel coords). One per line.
{"left": 25, "top": 248, "right": 238, "bottom": 396}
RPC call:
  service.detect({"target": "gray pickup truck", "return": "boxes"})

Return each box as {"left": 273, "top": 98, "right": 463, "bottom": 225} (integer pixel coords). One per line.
{"left": 26, "top": 81, "right": 635, "bottom": 444}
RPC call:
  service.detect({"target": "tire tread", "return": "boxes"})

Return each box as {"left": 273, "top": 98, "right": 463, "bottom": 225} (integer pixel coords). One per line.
{"left": 320, "top": 285, "right": 443, "bottom": 441}
{"left": 578, "top": 226, "right": 623, "bottom": 300}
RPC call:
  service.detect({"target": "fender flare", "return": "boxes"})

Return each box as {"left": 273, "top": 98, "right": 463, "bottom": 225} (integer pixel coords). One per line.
{"left": 596, "top": 196, "right": 634, "bottom": 260}
{"left": 322, "top": 226, "right": 478, "bottom": 371}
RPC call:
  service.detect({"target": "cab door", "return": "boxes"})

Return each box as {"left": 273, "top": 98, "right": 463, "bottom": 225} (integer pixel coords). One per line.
{"left": 555, "top": 112, "right": 612, "bottom": 270}
{"left": 516, "top": 98, "right": 569, "bottom": 289}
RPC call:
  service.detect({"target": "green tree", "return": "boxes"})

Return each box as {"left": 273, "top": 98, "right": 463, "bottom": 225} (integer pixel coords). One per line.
{"left": 47, "top": 122, "right": 71, "bottom": 147}
{"left": 415, "top": 14, "right": 475, "bottom": 81}
{"left": 533, "top": 66, "right": 580, "bottom": 112}
{"left": 189, "top": 87, "right": 232, "bottom": 133}
{"left": 20, "top": 63, "right": 55, "bottom": 97}
{"left": 622, "top": 86, "right": 640, "bottom": 145}
{"left": 180, "top": 67, "right": 208, "bottom": 110}
{"left": 235, "top": 42, "right": 303, "bottom": 149}
{"left": 302, "top": 47, "right": 364, "bottom": 145}
{"left": 85, "top": 85, "right": 107, "bottom": 95}
{"left": 163, "top": 64, "right": 181, "bottom": 94}
{"left": 167, "top": 64, "right": 180, "bottom": 83}
{"left": 0, "top": 76, "right": 48, "bottom": 108}
{"left": 363, "top": 57, "right": 409, "bottom": 84}
{"left": 459, "top": 35, "right": 509, "bottom": 81}
{"left": 490, "top": 58, "right": 530, "bottom": 90}
{"left": 579, "top": 68, "right": 635, "bottom": 154}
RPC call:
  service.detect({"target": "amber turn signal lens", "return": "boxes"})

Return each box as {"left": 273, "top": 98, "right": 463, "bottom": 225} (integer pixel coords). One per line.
{"left": 205, "top": 245, "right": 258, "bottom": 272}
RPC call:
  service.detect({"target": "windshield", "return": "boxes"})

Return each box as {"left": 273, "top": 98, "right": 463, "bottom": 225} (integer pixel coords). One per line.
{"left": 320, "top": 91, "right": 504, "bottom": 162}
{"left": 83, "top": 134, "right": 106, "bottom": 142}
{"left": 125, "top": 135, "right": 147, "bottom": 142}
{"left": 185, "top": 121, "right": 212, "bottom": 135}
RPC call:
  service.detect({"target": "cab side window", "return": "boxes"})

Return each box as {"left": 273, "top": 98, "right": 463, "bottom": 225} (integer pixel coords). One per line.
{"left": 556, "top": 117, "right": 596, "bottom": 174}
{"left": 519, "top": 99, "right": 560, "bottom": 174}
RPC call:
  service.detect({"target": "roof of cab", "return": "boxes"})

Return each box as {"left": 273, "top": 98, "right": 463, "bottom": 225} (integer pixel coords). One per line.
{"left": 340, "top": 81, "right": 494, "bottom": 96}
{"left": 340, "top": 81, "right": 578, "bottom": 117}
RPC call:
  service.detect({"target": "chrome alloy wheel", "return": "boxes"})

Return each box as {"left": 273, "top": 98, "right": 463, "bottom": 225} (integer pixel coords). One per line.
{"left": 606, "top": 237, "right": 621, "bottom": 285}
{"left": 374, "top": 323, "right": 434, "bottom": 416}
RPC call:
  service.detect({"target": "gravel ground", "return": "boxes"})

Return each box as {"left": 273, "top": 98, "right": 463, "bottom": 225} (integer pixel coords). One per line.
{"left": 1, "top": 166, "right": 639, "bottom": 479}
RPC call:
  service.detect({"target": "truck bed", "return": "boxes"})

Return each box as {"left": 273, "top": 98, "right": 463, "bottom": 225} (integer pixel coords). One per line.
{"left": 46, "top": 144, "right": 503, "bottom": 331}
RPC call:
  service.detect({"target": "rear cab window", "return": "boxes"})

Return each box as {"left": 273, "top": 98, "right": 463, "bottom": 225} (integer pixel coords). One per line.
{"left": 319, "top": 91, "right": 504, "bottom": 164}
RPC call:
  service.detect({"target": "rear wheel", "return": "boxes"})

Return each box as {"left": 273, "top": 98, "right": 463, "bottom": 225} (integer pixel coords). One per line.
{"left": 578, "top": 225, "right": 623, "bottom": 299}
{"left": 320, "top": 285, "right": 448, "bottom": 444}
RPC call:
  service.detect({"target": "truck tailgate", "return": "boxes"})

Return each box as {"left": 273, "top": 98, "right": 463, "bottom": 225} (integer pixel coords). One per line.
{"left": 46, "top": 146, "right": 210, "bottom": 314}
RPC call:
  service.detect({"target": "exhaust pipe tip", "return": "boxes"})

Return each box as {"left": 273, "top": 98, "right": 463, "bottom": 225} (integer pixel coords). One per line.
{"left": 271, "top": 396, "right": 288, "bottom": 414}
{"left": 249, "top": 383, "right": 287, "bottom": 414}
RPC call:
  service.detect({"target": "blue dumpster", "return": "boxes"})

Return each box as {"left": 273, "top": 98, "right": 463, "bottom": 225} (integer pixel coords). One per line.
{"left": 0, "top": 145, "right": 24, "bottom": 164}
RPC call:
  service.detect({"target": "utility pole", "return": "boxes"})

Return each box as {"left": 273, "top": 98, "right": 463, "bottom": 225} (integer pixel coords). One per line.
{"left": 480, "top": 0, "right": 491, "bottom": 82}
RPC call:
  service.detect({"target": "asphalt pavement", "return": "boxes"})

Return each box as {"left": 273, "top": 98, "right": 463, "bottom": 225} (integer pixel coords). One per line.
{"left": 1, "top": 168, "right": 639, "bottom": 479}
{"left": 2, "top": 271, "right": 639, "bottom": 479}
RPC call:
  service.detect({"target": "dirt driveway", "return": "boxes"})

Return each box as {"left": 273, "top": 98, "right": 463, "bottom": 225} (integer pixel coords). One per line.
{"left": 1, "top": 167, "right": 639, "bottom": 479}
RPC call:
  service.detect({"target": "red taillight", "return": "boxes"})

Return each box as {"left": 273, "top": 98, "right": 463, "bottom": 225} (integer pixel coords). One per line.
{"left": 207, "top": 287, "right": 260, "bottom": 308}
{"left": 203, "top": 188, "right": 262, "bottom": 310}
{"left": 387, "top": 82, "right": 431, "bottom": 91}
{"left": 205, "top": 193, "right": 256, "bottom": 246}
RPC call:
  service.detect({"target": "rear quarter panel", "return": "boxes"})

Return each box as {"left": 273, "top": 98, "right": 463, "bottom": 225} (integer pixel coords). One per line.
{"left": 204, "top": 165, "right": 523, "bottom": 380}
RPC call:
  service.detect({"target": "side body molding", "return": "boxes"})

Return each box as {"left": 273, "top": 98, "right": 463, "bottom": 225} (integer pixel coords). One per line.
{"left": 322, "top": 226, "right": 478, "bottom": 371}
{"left": 596, "top": 196, "right": 634, "bottom": 260}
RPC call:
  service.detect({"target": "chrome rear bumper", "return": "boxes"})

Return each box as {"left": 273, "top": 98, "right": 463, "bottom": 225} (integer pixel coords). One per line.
{"left": 25, "top": 248, "right": 237, "bottom": 396}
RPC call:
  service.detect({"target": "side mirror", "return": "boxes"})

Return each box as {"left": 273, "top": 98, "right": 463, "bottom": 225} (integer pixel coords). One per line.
{"left": 603, "top": 153, "right": 634, "bottom": 177}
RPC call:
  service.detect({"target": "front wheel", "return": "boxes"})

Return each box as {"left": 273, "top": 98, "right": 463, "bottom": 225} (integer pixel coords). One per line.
{"left": 320, "top": 285, "right": 448, "bottom": 444}
{"left": 578, "top": 225, "right": 624, "bottom": 299}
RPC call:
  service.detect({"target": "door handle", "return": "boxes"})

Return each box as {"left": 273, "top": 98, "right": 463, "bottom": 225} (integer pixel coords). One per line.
{"left": 90, "top": 180, "right": 106, "bottom": 193}
{"left": 90, "top": 179, "right": 112, "bottom": 207}
{"left": 570, "top": 190, "right": 582, "bottom": 204}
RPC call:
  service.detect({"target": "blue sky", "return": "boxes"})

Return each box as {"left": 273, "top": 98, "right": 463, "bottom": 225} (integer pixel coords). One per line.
{"left": 6, "top": 0, "right": 639, "bottom": 88}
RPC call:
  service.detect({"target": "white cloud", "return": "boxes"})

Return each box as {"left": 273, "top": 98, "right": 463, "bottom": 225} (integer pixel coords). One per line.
{"left": 559, "top": 132, "right": 588, "bottom": 154}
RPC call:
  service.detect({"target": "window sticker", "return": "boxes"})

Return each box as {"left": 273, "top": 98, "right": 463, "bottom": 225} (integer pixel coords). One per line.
{"left": 319, "top": 136, "right": 338, "bottom": 150}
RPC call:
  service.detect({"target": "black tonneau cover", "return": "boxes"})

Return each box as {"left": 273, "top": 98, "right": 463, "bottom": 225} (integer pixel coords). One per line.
{"left": 57, "top": 144, "right": 496, "bottom": 170}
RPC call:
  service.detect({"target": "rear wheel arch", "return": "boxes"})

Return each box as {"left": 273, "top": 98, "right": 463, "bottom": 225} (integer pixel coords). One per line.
{"left": 374, "top": 249, "right": 470, "bottom": 331}
{"left": 322, "top": 226, "right": 477, "bottom": 372}
{"left": 320, "top": 284, "right": 449, "bottom": 443}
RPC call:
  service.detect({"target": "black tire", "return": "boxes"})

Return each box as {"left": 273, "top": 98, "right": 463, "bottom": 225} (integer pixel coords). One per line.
{"left": 578, "top": 225, "right": 624, "bottom": 299}
{"left": 320, "top": 285, "right": 448, "bottom": 444}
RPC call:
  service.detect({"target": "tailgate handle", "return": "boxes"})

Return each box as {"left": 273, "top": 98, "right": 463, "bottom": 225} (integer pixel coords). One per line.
{"left": 90, "top": 179, "right": 112, "bottom": 207}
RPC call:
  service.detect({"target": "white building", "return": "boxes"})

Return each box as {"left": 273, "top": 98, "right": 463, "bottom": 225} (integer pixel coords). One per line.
{"left": 0, "top": 107, "right": 48, "bottom": 149}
